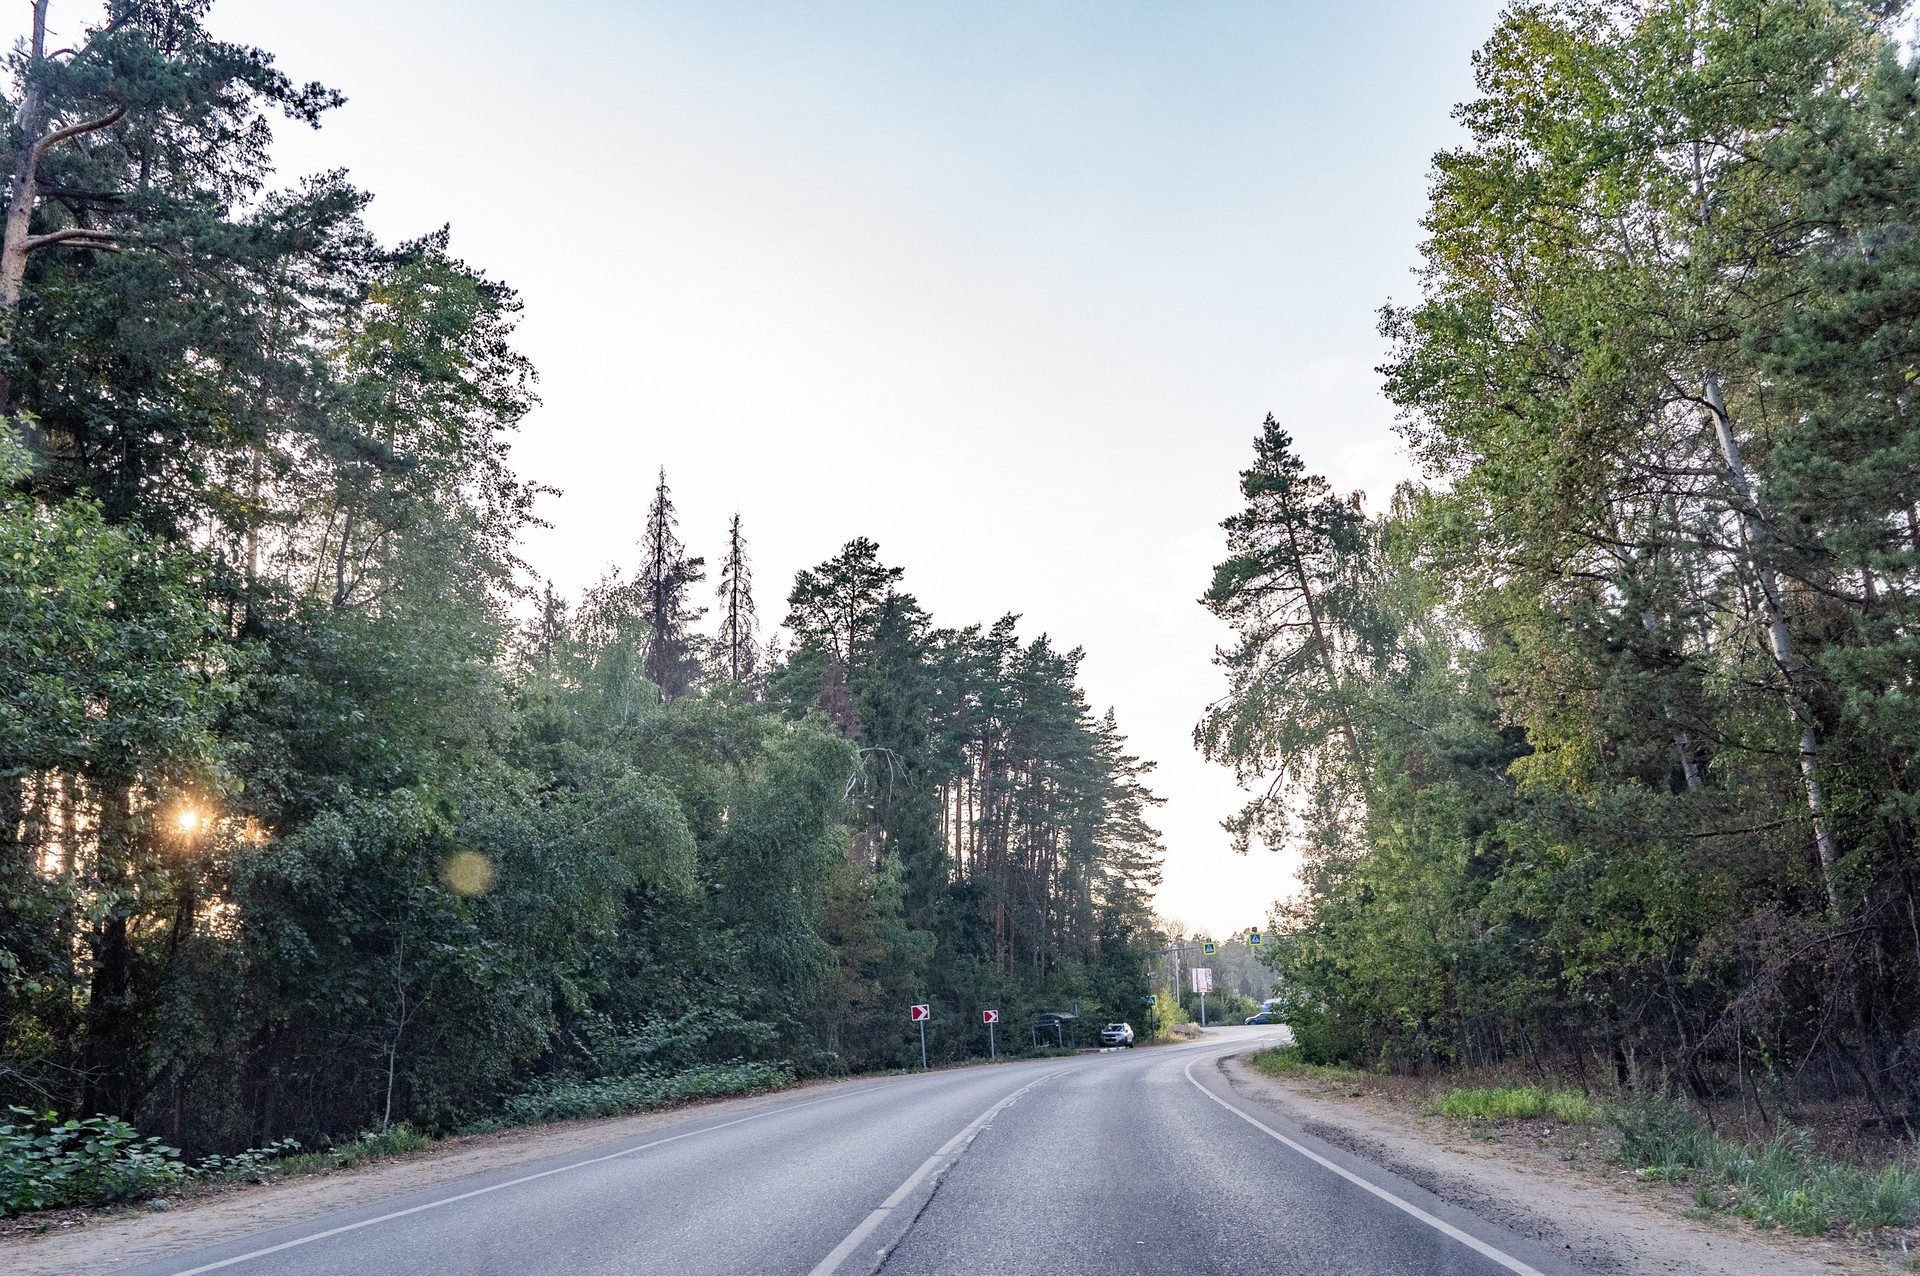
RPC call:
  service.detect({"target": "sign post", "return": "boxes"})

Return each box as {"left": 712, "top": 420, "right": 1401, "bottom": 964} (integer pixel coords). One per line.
{"left": 1202, "top": 940, "right": 1216, "bottom": 957}
{"left": 910, "top": 1003, "right": 931, "bottom": 1071}
{"left": 982, "top": 1008, "right": 999, "bottom": 1060}
{"left": 1248, "top": 929, "right": 1262, "bottom": 949}
{"left": 1192, "top": 968, "right": 1213, "bottom": 1028}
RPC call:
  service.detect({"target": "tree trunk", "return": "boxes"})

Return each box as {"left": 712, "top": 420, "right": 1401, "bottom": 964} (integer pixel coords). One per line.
{"left": 1278, "top": 495, "right": 1364, "bottom": 774}
{"left": 1704, "top": 373, "right": 1839, "bottom": 909}
{"left": 0, "top": 3, "right": 50, "bottom": 317}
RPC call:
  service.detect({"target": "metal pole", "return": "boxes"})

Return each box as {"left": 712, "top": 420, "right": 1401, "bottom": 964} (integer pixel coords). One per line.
{"left": 919, "top": 1018, "right": 927, "bottom": 1072}
{"left": 1201, "top": 991, "right": 1207, "bottom": 1028}
{"left": 989, "top": 1021, "right": 996, "bottom": 1061}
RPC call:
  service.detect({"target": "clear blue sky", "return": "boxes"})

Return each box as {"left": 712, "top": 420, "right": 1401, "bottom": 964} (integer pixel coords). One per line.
{"left": 52, "top": 0, "right": 1508, "bottom": 932}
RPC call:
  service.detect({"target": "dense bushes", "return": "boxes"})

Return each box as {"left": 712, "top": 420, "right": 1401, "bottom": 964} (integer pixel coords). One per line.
{"left": 0, "top": 1111, "right": 187, "bottom": 1214}
{"left": 498, "top": 1063, "right": 796, "bottom": 1126}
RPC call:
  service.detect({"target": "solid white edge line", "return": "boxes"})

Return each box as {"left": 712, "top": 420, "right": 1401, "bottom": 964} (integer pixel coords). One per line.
{"left": 806, "top": 1068, "right": 1063, "bottom": 1276}
{"left": 162, "top": 1083, "right": 878, "bottom": 1276}
{"left": 1183, "top": 1055, "right": 1547, "bottom": 1276}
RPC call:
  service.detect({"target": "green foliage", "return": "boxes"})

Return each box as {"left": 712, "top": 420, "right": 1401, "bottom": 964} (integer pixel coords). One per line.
{"left": 1608, "top": 1092, "right": 1920, "bottom": 1236}
{"left": 278, "top": 1125, "right": 432, "bottom": 1176}
{"left": 1428, "top": 1087, "right": 1599, "bottom": 1123}
{"left": 498, "top": 1063, "right": 795, "bottom": 1126}
{"left": 1247, "top": 1045, "right": 1363, "bottom": 1085}
{"left": 0, "top": 1106, "right": 311, "bottom": 1214}
{"left": 0, "top": 1108, "right": 186, "bottom": 1214}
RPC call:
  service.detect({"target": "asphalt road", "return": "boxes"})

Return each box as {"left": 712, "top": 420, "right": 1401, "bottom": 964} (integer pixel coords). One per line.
{"left": 114, "top": 1028, "right": 1576, "bottom": 1276}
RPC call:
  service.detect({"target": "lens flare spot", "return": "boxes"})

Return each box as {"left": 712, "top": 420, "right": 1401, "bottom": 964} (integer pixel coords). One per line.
{"left": 175, "top": 807, "right": 202, "bottom": 834}
{"left": 442, "top": 851, "right": 494, "bottom": 896}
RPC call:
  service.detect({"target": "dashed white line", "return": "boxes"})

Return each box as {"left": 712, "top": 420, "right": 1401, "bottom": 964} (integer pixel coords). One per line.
{"left": 806, "top": 1068, "right": 1063, "bottom": 1276}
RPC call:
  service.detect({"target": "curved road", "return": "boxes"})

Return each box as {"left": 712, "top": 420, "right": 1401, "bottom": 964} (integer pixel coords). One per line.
{"left": 114, "top": 1028, "right": 1574, "bottom": 1276}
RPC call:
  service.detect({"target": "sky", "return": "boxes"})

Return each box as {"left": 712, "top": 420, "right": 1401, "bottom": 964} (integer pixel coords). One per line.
{"left": 47, "top": 0, "right": 1505, "bottom": 934}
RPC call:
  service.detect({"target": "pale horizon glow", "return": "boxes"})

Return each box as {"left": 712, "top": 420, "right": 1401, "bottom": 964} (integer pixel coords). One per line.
{"left": 30, "top": 1, "right": 1506, "bottom": 935}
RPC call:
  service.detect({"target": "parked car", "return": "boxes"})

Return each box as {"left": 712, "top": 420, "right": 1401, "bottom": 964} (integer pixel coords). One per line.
{"left": 1099, "top": 1022, "right": 1135, "bottom": 1047}
{"left": 1246, "top": 998, "right": 1284, "bottom": 1026}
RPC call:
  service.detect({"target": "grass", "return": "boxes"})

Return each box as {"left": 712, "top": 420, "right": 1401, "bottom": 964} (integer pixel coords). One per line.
{"left": 277, "top": 1123, "right": 433, "bottom": 1176}
{"left": 1609, "top": 1090, "right": 1920, "bottom": 1237}
{"left": 1248, "top": 1045, "right": 1364, "bottom": 1085}
{"left": 1427, "top": 1085, "right": 1602, "bottom": 1123}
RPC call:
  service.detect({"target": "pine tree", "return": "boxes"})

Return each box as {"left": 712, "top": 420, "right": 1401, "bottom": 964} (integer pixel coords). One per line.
{"left": 639, "top": 468, "right": 705, "bottom": 702}
{"left": 786, "top": 537, "right": 903, "bottom": 678}
{"left": 1197, "top": 416, "right": 1370, "bottom": 851}
{"left": 714, "top": 513, "right": 759, "bottom": 684}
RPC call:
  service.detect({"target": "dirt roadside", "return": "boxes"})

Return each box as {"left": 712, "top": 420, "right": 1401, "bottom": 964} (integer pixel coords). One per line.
{"left": 0, "top": 1074, "right": 891, "bottom": 1276}
{"left": 1218, "top": 1053, "right": 1912, "bottom": 1274}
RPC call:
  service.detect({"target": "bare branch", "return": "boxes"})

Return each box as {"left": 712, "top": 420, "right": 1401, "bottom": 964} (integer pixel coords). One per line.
{"left": 29, "top": 105, "right": 127, "bottom": 168}
{"left": 20, "top": 227, "right": 117, "bottom": 251}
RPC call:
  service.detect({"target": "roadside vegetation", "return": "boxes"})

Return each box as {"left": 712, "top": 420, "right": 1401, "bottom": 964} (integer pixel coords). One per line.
{"left": 1249, "top": 1058, "right": 1920, "bottom": 1239}
{"left": 1612, "top": 1092, "right": 1920, "bottom": 1238}
{"left": 1427, "top": 1087, "right": 1600, "bottom": 1124}
{"left": 492, "top": 1063, "right": 795, "bottom": 1127}
{"left": 1247, "top": 1046, "right": 1362, "bottom": 1087}
{"left": 0, "top": 1110, "right": 299, "bottom": 1215}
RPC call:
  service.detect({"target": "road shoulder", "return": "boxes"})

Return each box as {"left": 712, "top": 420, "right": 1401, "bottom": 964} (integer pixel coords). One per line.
{"left": 1, "top": 1074, "right": 892, "bottom": 1276}
{"left": 1217, "top": 1054, "right": 1895, "bottom": 1275}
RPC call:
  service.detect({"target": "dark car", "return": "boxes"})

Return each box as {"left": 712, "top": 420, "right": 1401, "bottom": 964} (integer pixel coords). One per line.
{"left": 1246, "top": 998, "right": 1284, "bottom": 1026}
{"left": 1099, "top": 1022, "right": 1135, "bottom": 1047}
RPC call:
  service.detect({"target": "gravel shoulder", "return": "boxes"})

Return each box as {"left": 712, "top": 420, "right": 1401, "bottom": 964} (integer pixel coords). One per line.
{"left": 0, "top": 1074, "right": 891, "bottom": 1276}
{"left": 1218, "top": 1053, "right": 1912, "bottom": 1274}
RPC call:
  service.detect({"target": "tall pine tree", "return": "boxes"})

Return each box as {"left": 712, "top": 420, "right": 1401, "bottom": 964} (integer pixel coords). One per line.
{"left": 714, "top": 512, "right": 759, "bottom": 684}
{"left": 640, "top": 468, "right": 705, "bottom": 702}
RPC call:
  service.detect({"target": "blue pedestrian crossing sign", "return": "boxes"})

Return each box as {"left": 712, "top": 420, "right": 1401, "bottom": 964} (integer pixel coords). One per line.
{"left": 1202, "top": 940, "right": 1216, "bottom": 956}
{"left": 1248, "top": 929, "right": 1262, "bottom": 947}
{"left": 1146, "top": 995, "right": 1157, "bottom": 1005}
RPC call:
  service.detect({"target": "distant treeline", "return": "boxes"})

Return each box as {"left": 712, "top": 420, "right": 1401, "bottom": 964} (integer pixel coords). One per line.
{"left": 0, "top": 2, "right": 1161, "bottom": 1154}
{"left": 1205, "top": 0, "right": 1920, "bottom": 1119}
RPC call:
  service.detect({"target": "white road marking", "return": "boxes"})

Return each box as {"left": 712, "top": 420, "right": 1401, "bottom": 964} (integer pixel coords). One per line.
{"left": 162, "top": 1083, "right": 883, "bottom": 1275}
{"left": 806, "top": 1068, "right": 1064, "bottom": 1276}
{"left": 1183, "top": 1055, "right": 1548, "bottom": 1276}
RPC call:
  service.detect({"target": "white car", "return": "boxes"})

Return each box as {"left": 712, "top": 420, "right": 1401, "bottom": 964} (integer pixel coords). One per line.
{"left": 1100, "top": 1022, "right": 1135, "bottom": 1047}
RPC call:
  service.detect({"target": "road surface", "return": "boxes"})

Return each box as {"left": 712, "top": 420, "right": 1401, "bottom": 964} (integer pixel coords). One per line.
{"left": 113, "top": 1027, "right": 1574, "bottom": 1276}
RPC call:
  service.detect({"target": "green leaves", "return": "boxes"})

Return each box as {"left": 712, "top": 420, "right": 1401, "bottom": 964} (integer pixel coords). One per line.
{"left": 0, "top": 1108, "right": 186, "bottom": 1214}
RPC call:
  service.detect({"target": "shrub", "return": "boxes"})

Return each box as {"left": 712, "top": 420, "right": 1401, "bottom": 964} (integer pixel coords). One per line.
{"left": 499, "top": 1062, "right": 794, "bottom": 1126}
{"left": 0, "top": 1108, "right": 315, "bottom": 1215}
{"left": 192, "top": 1137, "right": 305, "bottom": 1184}
{"left": 0, "top": 1109, "right": 188, "bottom": 1215}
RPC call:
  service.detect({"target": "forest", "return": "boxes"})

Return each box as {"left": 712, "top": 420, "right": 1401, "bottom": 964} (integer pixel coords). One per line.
{"left": 0, "top": 1, "right": 1164, "bottom": 1157}
{"left": 1206, "top": 0, "right": 1920, "bottom": 1124}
